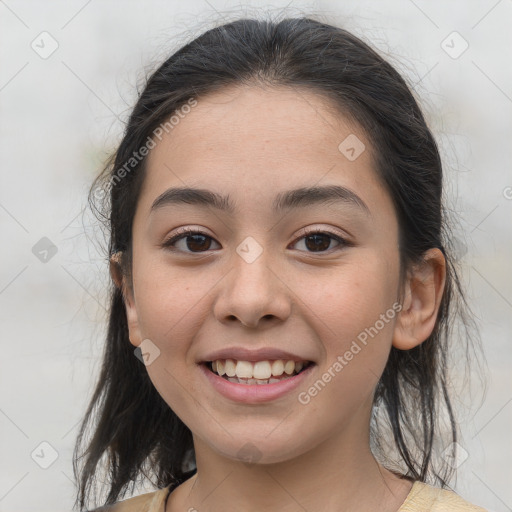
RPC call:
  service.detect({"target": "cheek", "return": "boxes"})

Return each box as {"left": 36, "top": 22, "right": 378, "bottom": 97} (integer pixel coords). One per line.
{"left": 300, "top": 251, "right": 399, "bottom": 373}
{"left": 306, "top": 252, "right": 397, "bottom": 321}
{"left": 131, "top": 260, "right": 211, "bottom": 410}
{"left": 131, "top": 258, "right": 212, "bottom": 349}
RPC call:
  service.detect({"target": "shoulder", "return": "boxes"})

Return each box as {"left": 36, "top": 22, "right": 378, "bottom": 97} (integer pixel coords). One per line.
{"left": 88, "top": 486, "right": 171, "bottom": 512}
{"left": 400, "top": 481, "right": 488, "bottom": 512}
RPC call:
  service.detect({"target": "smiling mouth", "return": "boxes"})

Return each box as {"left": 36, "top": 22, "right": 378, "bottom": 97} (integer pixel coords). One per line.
{"left": 203, "top": 360, "right": 314, "bottom": 385}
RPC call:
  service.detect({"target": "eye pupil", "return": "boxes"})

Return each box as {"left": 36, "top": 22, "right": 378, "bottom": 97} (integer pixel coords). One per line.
{"left": 187, "top": 234, "right": 211, "bottom": 252}
{"left": 305, "top": 234, "right": 331, "bottom": 252}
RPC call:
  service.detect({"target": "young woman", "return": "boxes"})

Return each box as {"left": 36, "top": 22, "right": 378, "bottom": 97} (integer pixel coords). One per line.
{"left": 74, "top": 15, "right": 486, "bottom": 512}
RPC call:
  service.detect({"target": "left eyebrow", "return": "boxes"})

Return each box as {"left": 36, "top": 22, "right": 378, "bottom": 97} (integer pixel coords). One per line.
{"left": 150, "top": 184, "right": 371, "bottom": 216}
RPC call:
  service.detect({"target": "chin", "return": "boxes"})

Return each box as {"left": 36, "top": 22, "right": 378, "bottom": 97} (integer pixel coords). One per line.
{"left": 204, "top": 433, "right": 313, "bottom": 466}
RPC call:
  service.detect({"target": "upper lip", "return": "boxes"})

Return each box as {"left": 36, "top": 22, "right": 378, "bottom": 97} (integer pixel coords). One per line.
{"left": 199, "top": 347, "right": 314, "bottom": 363}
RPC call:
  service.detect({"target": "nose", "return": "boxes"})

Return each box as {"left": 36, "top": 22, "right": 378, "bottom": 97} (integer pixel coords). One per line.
{"left": 212, "top": 247, "right": 292, "bottom": 329}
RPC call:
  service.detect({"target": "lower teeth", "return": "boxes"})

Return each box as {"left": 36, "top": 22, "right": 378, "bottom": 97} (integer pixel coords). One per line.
{"left": 219, "top": 372, "right": 299, "bottom": 385}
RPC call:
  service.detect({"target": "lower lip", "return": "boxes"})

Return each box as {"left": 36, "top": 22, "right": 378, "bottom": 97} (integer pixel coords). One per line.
{"left": 199, "top": 362, "right": 316, "bottom": 403}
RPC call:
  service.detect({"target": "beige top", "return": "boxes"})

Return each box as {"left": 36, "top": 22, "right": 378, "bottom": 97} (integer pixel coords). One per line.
{"left": 92, "top": 480, "right": 488, "bottom": 511}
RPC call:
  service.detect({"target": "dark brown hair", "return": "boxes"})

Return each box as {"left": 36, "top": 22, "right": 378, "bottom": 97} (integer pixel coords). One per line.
{"left": 73, "top": 14, "right": 482, "bottom": 511}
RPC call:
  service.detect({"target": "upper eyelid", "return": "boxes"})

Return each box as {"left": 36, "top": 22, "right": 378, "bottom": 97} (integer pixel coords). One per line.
{"left": 295, "top": 225, "right": 350, "bottom": 239}
{"left": 165, "top": 225, "right": 349, "bottom": 240}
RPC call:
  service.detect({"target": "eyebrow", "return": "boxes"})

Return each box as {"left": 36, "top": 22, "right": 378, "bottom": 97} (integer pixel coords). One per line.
{"left": 150, "top": 184, "right": 370, "bottom": 216}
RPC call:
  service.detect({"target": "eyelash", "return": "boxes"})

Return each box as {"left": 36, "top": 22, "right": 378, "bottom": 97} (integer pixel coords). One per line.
{"left": 161, "top": 227, "right": 351, "bottom": 254}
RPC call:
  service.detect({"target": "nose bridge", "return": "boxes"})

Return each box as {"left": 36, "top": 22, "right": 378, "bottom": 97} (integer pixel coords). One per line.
{"left": 233, "top": 242, "right": 274, "bottom": 294}
{"left": 213, "top": 235, "right": 291, "bottom": 327}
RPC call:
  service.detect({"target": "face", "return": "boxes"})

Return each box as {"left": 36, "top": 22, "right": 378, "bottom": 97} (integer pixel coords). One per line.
{"left": 121, "top": 85, "right": 404, "bottom": 464}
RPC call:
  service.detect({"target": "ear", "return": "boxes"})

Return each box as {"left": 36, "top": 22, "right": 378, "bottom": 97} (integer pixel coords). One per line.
{"left": 392, "top": 248, "right": 446, "bottom": 350}
{"left": 109, "top": 252, "right": 142, "bottom": 348}
{"left": 109, "top": 251, "right": 124, "bottom": 289}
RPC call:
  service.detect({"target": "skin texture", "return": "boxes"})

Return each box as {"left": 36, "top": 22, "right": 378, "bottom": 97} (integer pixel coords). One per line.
{"left": 110, "top": 84, "right": 446, "bottom": 512}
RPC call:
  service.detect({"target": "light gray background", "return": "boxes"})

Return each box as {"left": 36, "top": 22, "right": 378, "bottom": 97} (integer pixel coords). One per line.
{"left": 0, "top": 1, "right": 510, "bottom": 511}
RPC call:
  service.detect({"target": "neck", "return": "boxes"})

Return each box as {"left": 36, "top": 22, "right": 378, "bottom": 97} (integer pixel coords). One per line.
{"left": 168, "top": 413, "right": 413, "bottom": 512}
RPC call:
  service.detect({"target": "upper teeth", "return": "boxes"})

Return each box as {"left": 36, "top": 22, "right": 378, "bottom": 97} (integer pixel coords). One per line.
{"left": 211, "top": 359, "right": 307, "bottom": 379}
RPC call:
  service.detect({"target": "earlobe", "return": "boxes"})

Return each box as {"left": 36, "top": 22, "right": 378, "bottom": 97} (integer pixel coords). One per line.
{"left": 109, "top": 251, "right": 142, "bottom": 347}
{"left": 392, "top": 248, "right": 446, "bottom": 350}
{"left": 125, "top": 299, "right": 143, "bottom": 348}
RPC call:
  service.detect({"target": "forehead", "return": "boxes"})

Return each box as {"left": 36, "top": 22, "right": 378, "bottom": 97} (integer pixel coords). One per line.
{"left": 138, "top": 84, "right": 392, "bottom": 221}
{"left": 153, "top": 84, "right": 362, "bottom": 159}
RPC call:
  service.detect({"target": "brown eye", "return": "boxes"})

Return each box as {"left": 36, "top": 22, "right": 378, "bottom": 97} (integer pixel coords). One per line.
{"left": 304, "top": 233, "right": 332, "bottom": 252}
{"left": 162, "top": 229, "right": 220, "bottom": 253}
{"left": 290, "top": 230, "right": 349, "bottom": 253}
